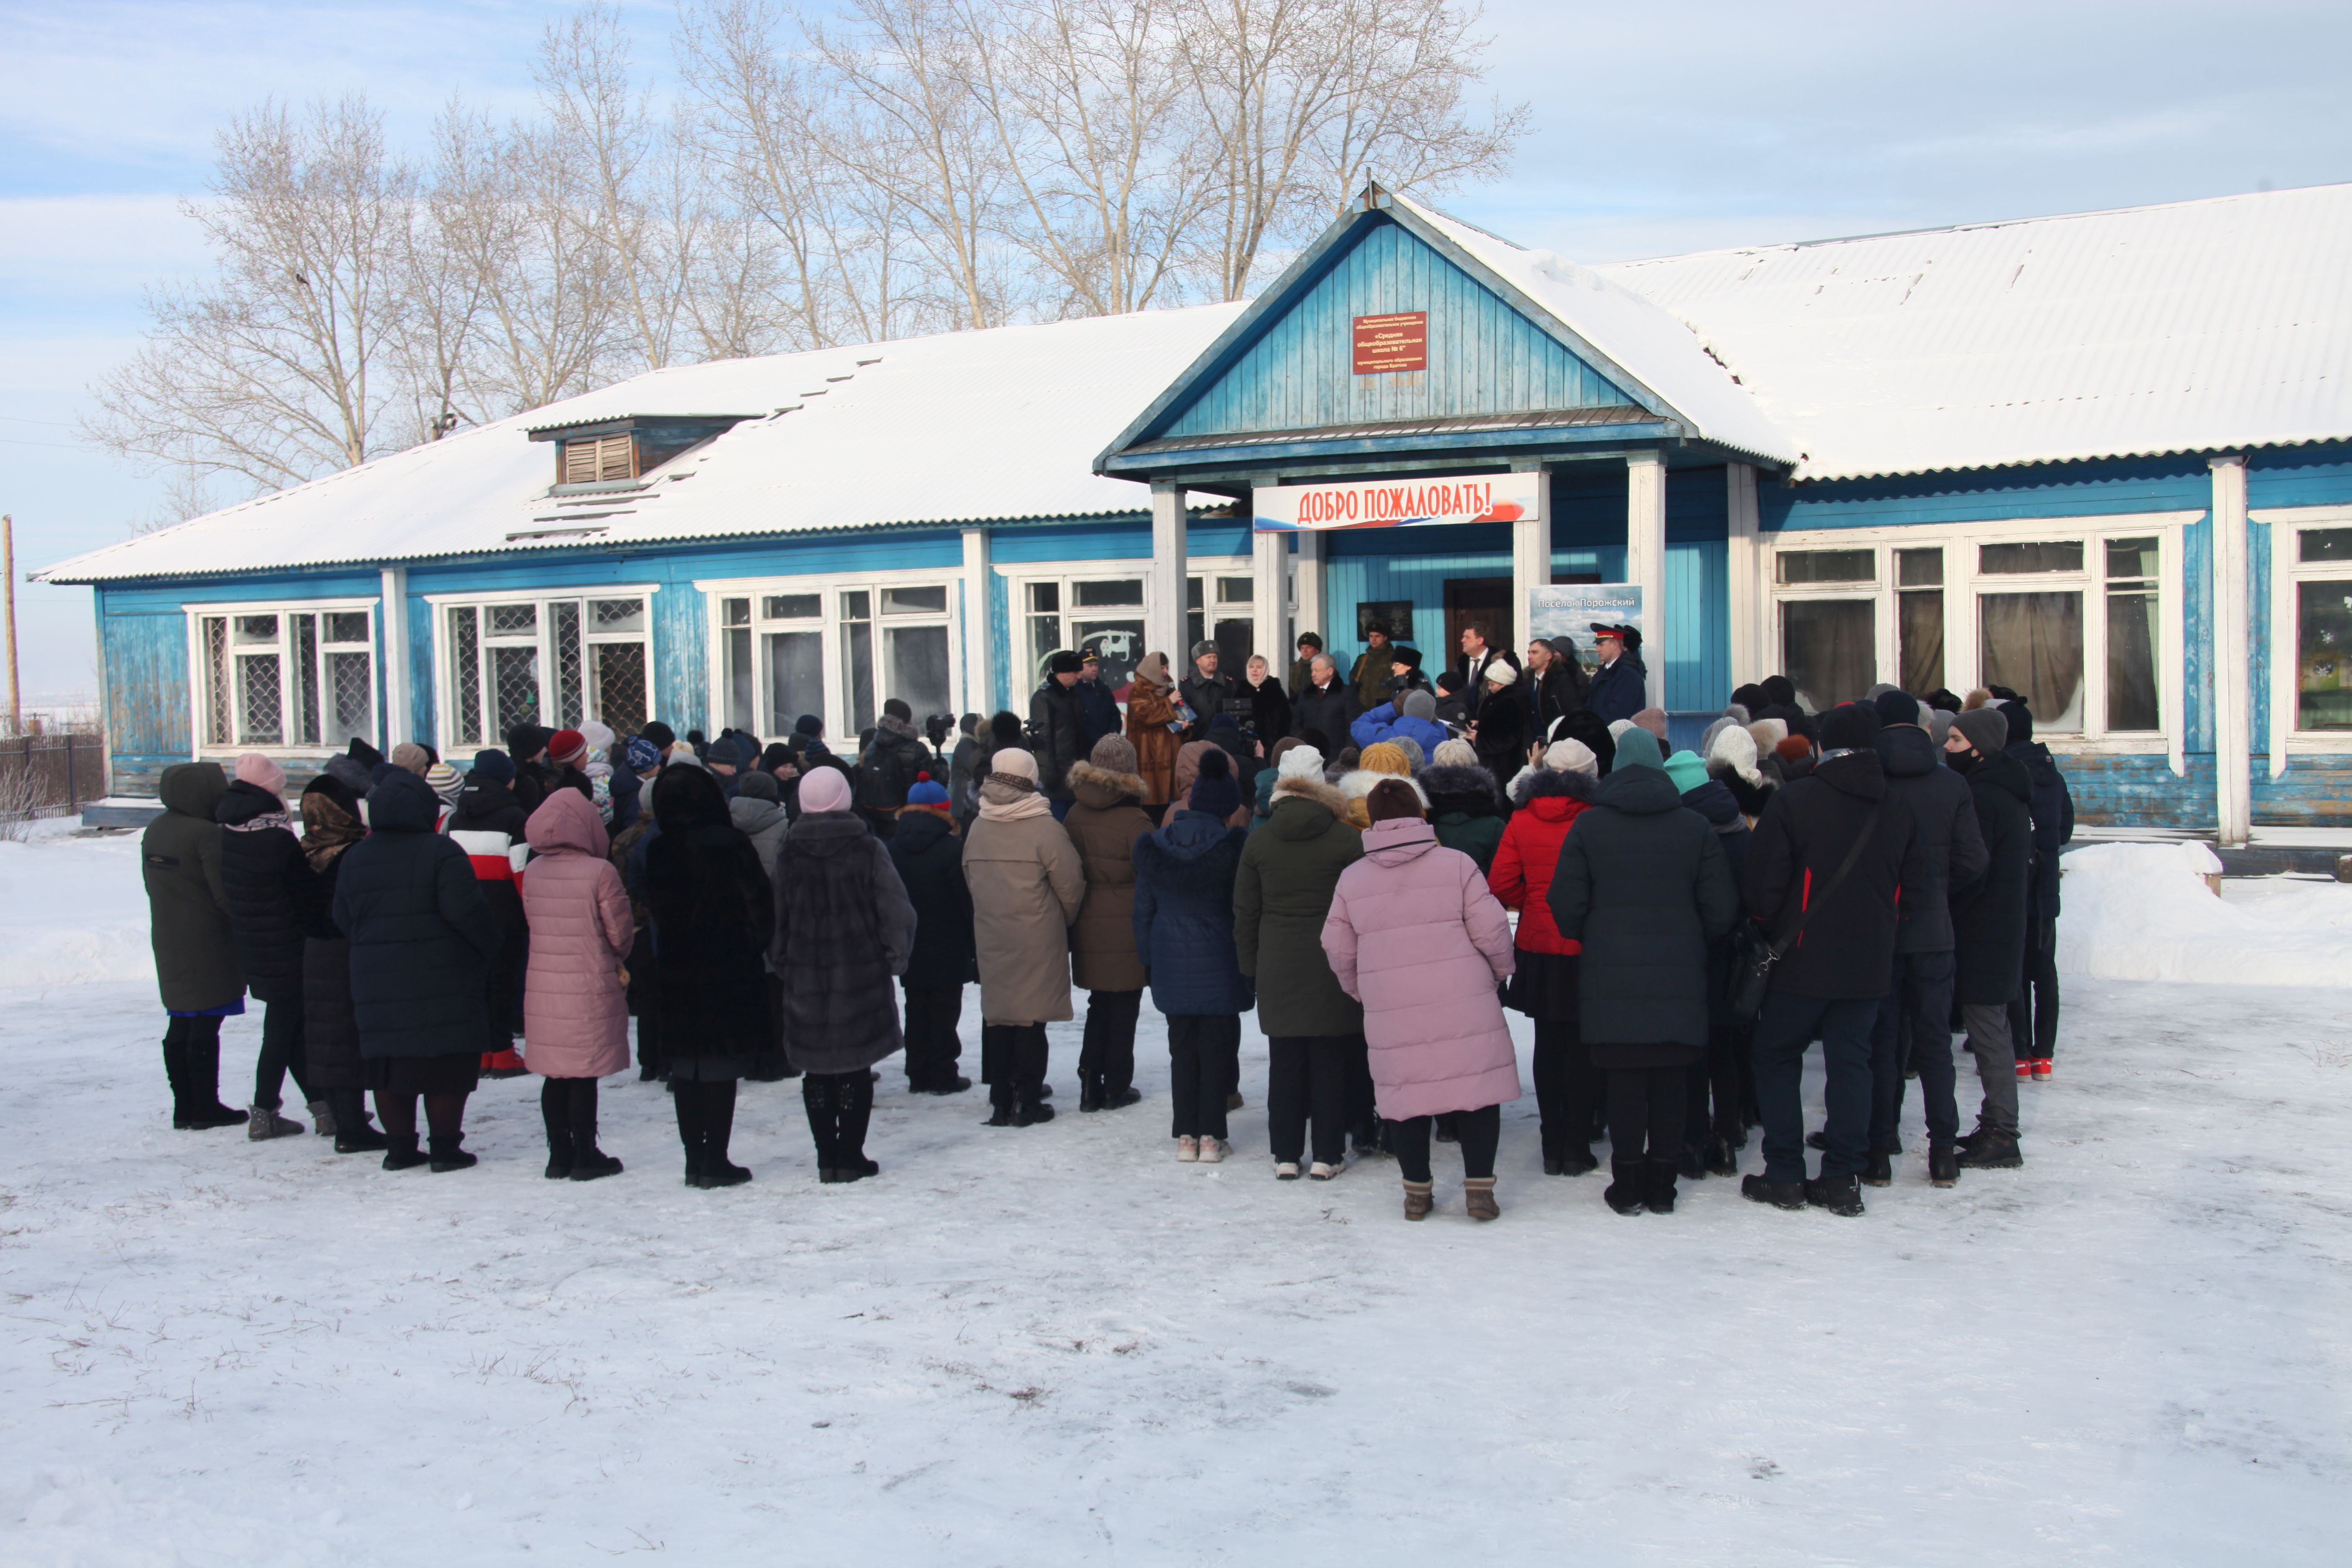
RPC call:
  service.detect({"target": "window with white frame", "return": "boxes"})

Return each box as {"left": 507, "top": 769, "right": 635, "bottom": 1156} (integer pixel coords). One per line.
{"left": 1768, "top": 519, "right": 2182, "bottom": 739}
{"left": 711, "top": 575, "right": 958, "bottom": 740}
{"left": 437, "top": 592, "right": 652, "bottom": 750}
{"left": 1007, "top": 561, "right": 1275, "bottom": 693}
{"left": 2284, "top": 524, "right": 2352, "bottom": 733}
{"left": 193, "top": 604, "right": 376, "bottom": 752}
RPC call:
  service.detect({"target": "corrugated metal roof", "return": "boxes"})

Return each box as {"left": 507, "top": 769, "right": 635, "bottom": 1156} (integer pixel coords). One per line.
{"left": 1122, "top": 403, "right": 1657, "bottom": 454}
{"left": 1596, "top": 182, "right": 2352, "bottom": 481}
{"left": 42, "top": 304, "right": 1246, "bottom": 584}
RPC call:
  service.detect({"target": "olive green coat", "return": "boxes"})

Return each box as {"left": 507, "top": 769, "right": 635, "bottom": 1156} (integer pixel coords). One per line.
{"left": 1233, "top": 778, "right": 1365, "bottom": 1037}
{"left": 1060, "top": 763, "right": 1151, "bottom": 993}
{"left": 142, "top": 762, "right": 246, "bottom": 1012}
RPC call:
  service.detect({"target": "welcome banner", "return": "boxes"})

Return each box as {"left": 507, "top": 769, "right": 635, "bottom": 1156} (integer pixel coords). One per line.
{"left": 1252, "top": 471, "right": 1542, "bottom": 533}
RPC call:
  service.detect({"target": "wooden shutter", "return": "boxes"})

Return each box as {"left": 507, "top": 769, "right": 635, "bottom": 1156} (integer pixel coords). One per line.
{"left": 561, "top": 433, "right": 635, "bottom": 485}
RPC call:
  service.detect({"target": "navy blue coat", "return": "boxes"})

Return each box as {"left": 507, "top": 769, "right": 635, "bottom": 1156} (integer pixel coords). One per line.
{"left": 331, "top": 771, "right": 500, "bottom": 1058}
{"left": 1131, "top": 811, "right": 1253, "bottom": 1016}
{"left": 1076, "top": 677, "right": 1123, "bottom": 749}
{"left": 886, "top": 808, "right": 978, "bottom": 990}
{"left": 1583, "top": 653, "right": 1648, "bottom": 725}
{"left": 2006, "top": 740, "right": 2075, "bottom": 920}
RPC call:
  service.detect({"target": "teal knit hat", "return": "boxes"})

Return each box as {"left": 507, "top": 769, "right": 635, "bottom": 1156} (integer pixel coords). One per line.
{"left": 1612, "top": 727, "right": 1665, "bottom": 771}
{"left": 1663, "top": 750, "right": 1709, "bottom": 794}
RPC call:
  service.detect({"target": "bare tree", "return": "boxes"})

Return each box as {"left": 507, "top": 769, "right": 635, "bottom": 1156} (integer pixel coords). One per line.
{"left": 86, "top": 96, "right": 413, "bottom": 494}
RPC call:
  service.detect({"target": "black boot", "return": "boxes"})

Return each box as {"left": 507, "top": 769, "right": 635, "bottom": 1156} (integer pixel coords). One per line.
{"left": 694, "top": 1082, "right": 752, "bottom": 1187}
{"left": 1741, "top": 1173, "right": 1805, "bottom": 1210}
{"left": 1556, "top": 1145, "right": 1599, "bottom": 1177}
{"left": 428, "top": 1137, "right": 478, "bottom": 1173}
{"left": 1645, "top": 1158, "right": 1679, "bottom": 1214}
{"left": 1677, "top": 1142, "right": 1707, "bottom": 1181}
{"left": 674, "top": 1080, "right": 708, "bottom": 1184}
{"left": 1804, "top": 1174, "right": 1866, "bottom": 1216}
{"left": 1955, "top": 1128, "right": 2022, "bottom": 1169}
{"left": 170, "top": 1029, "right": 246, "bottom": 1130}
{"left": 1862, "top": 1150, "right": 1894, "bottom": 1188}
{"left": 1602, "top": 1159, "right": 1646, "bottom": 1216}
{"left": 1704, "top": 1136, "right": 1739, "bottom": 1178}
{"left": 804, "top": 1074, "right": 840, "bottom": 1178}
{"left": 1928, "top": 1144, "right": 1960, "bottom": 1187}
{"left": 567, "top": 1081, "right": 621, "bottom": 1180}
{"left": 542, "top": 1081, "right": 575, "bottom": 1179}
{"left": 381, "top": 1135, "right": 428, "bottom": 1171}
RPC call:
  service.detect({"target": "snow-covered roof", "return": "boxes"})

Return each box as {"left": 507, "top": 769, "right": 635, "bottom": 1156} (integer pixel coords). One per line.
{"left": 1595, "top": 182, "right": 2352, "bottom": 482}
{"left": 41, "top": 304, "right": 1245, "bottom": 585}
{"left": 1393, "top": 193, "right": 1801, "bottom": 467}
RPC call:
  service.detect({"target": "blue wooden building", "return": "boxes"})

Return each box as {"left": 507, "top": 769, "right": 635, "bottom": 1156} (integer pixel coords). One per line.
{"left": 44, "top": 182, "right": 2352, "bottom": 838}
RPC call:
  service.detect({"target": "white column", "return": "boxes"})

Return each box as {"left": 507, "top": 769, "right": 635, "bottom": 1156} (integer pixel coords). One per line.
{"left": 1147, "top": 481, "right": 1187, "bottom": 672}
{"left": 2210, "top": 455, "right": 2251, "bottom": 845}
{"left": 1293, "top": 525, "right": 1326, "bottom": 655}
{"left": 1510, "top": 465, "right": 1549, "bottom": 656}
{"left": 1251, "top": 524, "right": 1287, "bottom": 668}
{"left": 1626, "top": 450, "right": 1667, "bottom": 709}
{"left": 379, "top": 565, "right": 410, "bottom": 748}
{"left": 960, "top": 527, "right": 991, "bottom": 716}
{"left": 1725, "top": 462, "right": 1764, "bottom": 688}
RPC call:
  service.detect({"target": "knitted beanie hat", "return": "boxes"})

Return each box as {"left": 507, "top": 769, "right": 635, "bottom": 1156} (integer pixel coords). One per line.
{"left": 234, "top": 751, "right": 287, "bottom": 799}
{"left": 799, "top": 766, "right": 854, "bottom": 813}
{"left": 990, "top": 747, "right": 1039, "bottom": 783}
{"left": 1544, "top": 738, "right": 1599, "bottom": 777}
{"left": 548, "top": 729, "right": 589, "bottom": 769}
{"left": 1613, "top": 728, "right": 1665, "bottom": 771}
{"left": 1188, "top": 747, "right": 1243, "bottom": 818}
{"left": 1663, "top": 750, "right": 1709, "bottom": 794}
{"left": 389, "top": 742, "right": 433, "bottom": 777}
{"left": 424, "top": 761, "right": 462, "bottom": 805}
{"left": 906, "top": 771, "right": 951, "bottom": 807}
{"left": 469, "top": 748, "right": 516, "bottom": 785}
{"left": 1818, "top": 702, "right": 1881, "bottom": 754}
{"left": 1953, "top": 707, "right": 2012, "bottom": 755}
{"left": 1357, "top": 741, "right": 1413, "bottom": 777}
{"left": 1089, "top": 733, "right": 1139, "bottom": 774}
{"left": 1277, "top": 744, "right": 1325, "bottom": 780}
{"left": 1400, "top": 689, "right": 1438, "bottom": 721}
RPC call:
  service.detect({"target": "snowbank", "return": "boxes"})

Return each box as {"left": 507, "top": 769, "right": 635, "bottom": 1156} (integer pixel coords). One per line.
{"left": 0, "top": 831, "right": 156, "bottom": 990}
{"left": 2057, "top": 841, "right": 2352, "bottom": 986}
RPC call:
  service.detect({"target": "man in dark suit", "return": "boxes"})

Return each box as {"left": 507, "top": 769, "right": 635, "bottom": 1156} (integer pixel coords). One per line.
{"left": 1452, "top": 623, "right": 1516, "bottom": 719}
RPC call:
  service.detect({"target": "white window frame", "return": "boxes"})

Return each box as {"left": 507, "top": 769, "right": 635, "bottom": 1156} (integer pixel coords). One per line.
{"left": 995, "top": 555, "right": 1274, "bottom": 687}
{"left": 2254, "top": 502, "right": 2352, "bottom": 765}
{"left": 183, "top": 598, "right": 379, "bottom": 758}
{"left": 696, "top": 566, "right": 962, "bottom": 741}
{"left": 1765, "top": 513, "right": 2197, "bottom": 769}
{"left": 426, "top": 586, "right": 659, "bottom": 753}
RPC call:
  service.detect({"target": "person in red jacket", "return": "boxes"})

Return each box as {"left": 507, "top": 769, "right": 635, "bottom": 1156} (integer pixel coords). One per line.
{"left": 1486, "top": 738, "right": 1601, "bottom": 1175}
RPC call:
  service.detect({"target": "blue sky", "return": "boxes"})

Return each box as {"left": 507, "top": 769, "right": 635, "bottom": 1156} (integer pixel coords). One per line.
{"left": 5, "top": 0, "right": 2349, "bottom": 701}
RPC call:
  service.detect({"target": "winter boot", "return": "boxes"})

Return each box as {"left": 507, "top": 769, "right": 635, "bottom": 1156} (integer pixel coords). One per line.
{"left": 1862, "top": 1150, "right": 1894, "bottom": 1188}
{"left": 1928, "top": 1144, "right": 1960, "bottom": 1187}
{"left": 1705, "top": 1136, "right": 1740, "bottom": 1178}
{"left": 1956, "top": 1128, "right": 2023, "bottom": 1169}
{"left": 1078, "top": 1070, "right": 1104, "bottom": 1113}
{"left": 1645, "top": 1158, "right": 1679, "bottom": 1215}
{"left": 1463, "top": 1177, "right": 1500, "bottom": 1221}
{"left": 1401, "top": 1179, "right": 1434, "bottom": 1221}
{"left": 1677, "top": 1143, "right": 1707, "bottom": 1182}
{"left": 1804, "top": 1174, "right": 1866, "bottom": 1216}
{"left": 1012, "top": 1094, "right": 1056, "bottom": 1127}
{"left": 1603, "top": 1160, "right": 1647, "bottom": 1216}
{"left": 1274, "top": 1161, "right": 1302, "bottom": 1180}
{"left": 1554, "top": 1145, "right": 1598, "bottom": 1177}
{"left": 334, "top": 1123, "right": 389, "bottom": 1153}
{"left": 248, "top": 1104, "right": 304, "bottom": 1141}
{"left": 1101, "top": 1086, "right": 1141, "bottom": 1110}
{"left": 1308, "top": 1160, "right": 1343, "bottom": 1181}
{"left": 428, "top": 1137, "right": 477, "bottom": 1173}
{"left": 542, "top": 1090, "right": 576, "bottom": 1179}
{"left": 382, "top": 1135, "right": 429, "bottom": 1172}
{"left": 307, "top": 1098, "right": 338, "bottom": 1138}
{"left": 170, "top": 1034, "right": 245, "bottom": 1130}
{"left": 1741, "top": 1173, "right": 1805, "bottom": 1210}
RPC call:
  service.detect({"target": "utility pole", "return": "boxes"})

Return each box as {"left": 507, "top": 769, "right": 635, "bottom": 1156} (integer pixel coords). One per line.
{"left": 2, "top": 514, "right": 18, "bottom": 735}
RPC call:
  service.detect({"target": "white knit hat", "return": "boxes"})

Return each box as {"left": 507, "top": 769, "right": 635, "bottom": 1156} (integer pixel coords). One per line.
{"left": 990, "top": 747, "right": 1039, "bottom": 782}
{"left": 1706, "top": 724, "right": 1761, "bottom": 785}
{"left": 1545, "top": 738, "right": 1599, "bottom": 777}
{"left": 1277, "top": 744, "right": 1325, "bottom": 780}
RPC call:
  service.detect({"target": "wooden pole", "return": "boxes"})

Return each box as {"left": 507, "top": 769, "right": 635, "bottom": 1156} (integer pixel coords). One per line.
{"left": 2, "top": 514, "right": 18, "bottom": 735}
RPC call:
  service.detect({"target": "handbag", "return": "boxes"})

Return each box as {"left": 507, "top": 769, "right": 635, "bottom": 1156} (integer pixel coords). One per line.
{"left": 1726, "top": 806, "right": 1880, "bottom": 1023}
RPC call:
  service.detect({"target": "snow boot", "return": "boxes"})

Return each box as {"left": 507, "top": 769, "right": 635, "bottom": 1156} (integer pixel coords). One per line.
{"left": 693, "top": 1158, "right": 753, "bottom": 1189}
{"left": 382, "top": 1136, "right": 428, "bottom": 1171}
{"left": 1645, "top": 1158, "right": 1679, "bottom": 1215}
{"left": 428, "top": 1137, "right": 477, "bottom": 1173}
{"left": 1929, "top": 1145, "right": 1960, "bottom": 1187}
{"left": 176, "top": 1103, "right": 247, "bottom": 1131}
{"left": 168, "top": 1033, "right": 245, "bottom": 1130}
{"left": 1957, "top": 1128, "right": 2023, "bottom": 1169}
{"left": 1012, "top": 1098, "right": 1056, "bottom": 1127}
{"left": 1862, "top": 1150, "right": 1894, "bottom": 1188}
{"left": 570, "top": 1150, "right": 623, "bottom": 1181}
{"left": 1463, "top": 1176, "right": 1500, "bottom": 1221}
{"left": 1551, "top": 1145, "right": 1598, "bottom": 1177}
{"left": 1806, "top": 1128, "right": 1827, "bottom": 1151}
{"left": 1677, "top": 1143, "right": 1707, "bottom": 1181}
{"left": 1603, "top": 1160, "right": 1647, "bottom": 1216}
{"left": 334, "top": 1124, "right": 390, "bottom": 1154}
{"left": 307, "top": 1098, "right": 338, "bottom": 1138}
{"left": 1741, "top": 1173, "right": 1805, "bottom": 1210}
{"left": 1102, "top": 1086, "right": 1141, "bottom": 1110}
{"left": 1705, "top": 1136, "right": 1740, "bottom": 1178}
{"left": 1804, "top": 1174, "right": 1866, "bottom": 1217}
{"left": 248, "top": 1104, "right": 304, "bottom": 1141}
{"left": 1401, "top": 1179, "right": 1434, "bottom": 1221}
{"left": 820, "top": 1159, "right": 879, "bottom": 1184}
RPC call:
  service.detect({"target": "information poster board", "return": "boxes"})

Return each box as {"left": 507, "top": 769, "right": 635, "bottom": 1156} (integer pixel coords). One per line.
{"left": 1528, "top": 583, "right": 1643, "bottom": 683}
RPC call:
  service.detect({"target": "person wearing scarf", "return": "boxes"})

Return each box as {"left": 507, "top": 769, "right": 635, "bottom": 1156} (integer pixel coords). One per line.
{"left": 960, "top": 748, "right": 1083, "bottom": 1125}
{"left": 1122, "top": 652, "right": 1184, "bottom": 813}
{"left": 298, "top": 775, "right": 386, "bottom": 1151}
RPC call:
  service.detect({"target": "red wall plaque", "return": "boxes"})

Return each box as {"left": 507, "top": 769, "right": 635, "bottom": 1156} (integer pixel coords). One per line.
{"left": 1352, "top": 311, "right": 1427, "bottom": 374}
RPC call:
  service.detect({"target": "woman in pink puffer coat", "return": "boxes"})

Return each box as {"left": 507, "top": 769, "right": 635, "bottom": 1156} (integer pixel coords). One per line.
{"left": 521, "top": 787, "right": 634, "bottom": 1181}
{"left": 1322, "top": 777, "right": 1519, "bottom": 1222}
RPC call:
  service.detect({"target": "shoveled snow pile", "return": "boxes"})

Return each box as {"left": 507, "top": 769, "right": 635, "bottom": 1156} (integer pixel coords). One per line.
{"left": 2057, "top": 841, "right": 2352, "bottom": 986}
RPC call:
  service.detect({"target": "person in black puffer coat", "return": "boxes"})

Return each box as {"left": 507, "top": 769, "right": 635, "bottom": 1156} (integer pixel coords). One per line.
{"left": 1863, "top": 690, "right": 1988, "bottom": 1184}
{"left": 887, "top": 776, "right": 976, "bottom": 1094}
{"left": 444, "top": 748, "right": 531, "bottom": 1073}
{"left": 645, "top": 762, "right": 775, "bottom": 1188}
{"left": 854, "top": 698, "right": 934, "bottom": 841}
{"left": 773, "top": 765, "right": 918, "bottom": 1181}
{"left": 1664, "top": 748, "right": 1757, "bottom": 1179}
{"left": 1132, "top": 756, "right": 1253, "bottom": 1157}
{"left": 214, "top": 753, "right": 320, "bottom": 1137}
{"left": 1029, "top": 652, "right": 1092, "bottom": 807}
{"left": 1999, "top": 698, "right": 2073, "bottom": 1076}
{"left": 297, "top": 774, "right": 386, "bottom": 1153}
{"left": 1548, "top": 730, "right": 1741, "bottom": 1216}
{"left": 1421, "top": 761, "right": 1507, "bottom": 874}
{"left": 1739, "top": 703, "right": 1931, "bottom": 1217}
{"left": 1948, "top": 707, "right": 2034, "bottom": 1170}
{"left": 333, "top": 769, "right": 501, "bottom": 1172}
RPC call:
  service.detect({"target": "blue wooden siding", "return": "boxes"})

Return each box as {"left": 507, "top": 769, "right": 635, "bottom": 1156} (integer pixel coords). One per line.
{"left": 2067, "top": 754, "right": 2217, "bottom": 830}
{"left": 96, "top": 589, "right": 192, "bottom": 795}
{"left": 1161, "top": 218, "right": 1637, "bottom": 439}
{"left": 2252, "top": 757, "right": 2352, "bottom": 824}
{"left": 1758, "top": 456, "right": 2213, "bottom": 531}
{"left": 2247, "top": 443, "right": 2352, "bottom": 509}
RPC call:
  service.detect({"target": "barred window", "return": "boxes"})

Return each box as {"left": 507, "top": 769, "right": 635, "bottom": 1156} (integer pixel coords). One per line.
{"left": 193, "top": 606, "right": 375, "bottom": 752}
{"left": 438, "top": 593, "right": 653, "bottom": 751}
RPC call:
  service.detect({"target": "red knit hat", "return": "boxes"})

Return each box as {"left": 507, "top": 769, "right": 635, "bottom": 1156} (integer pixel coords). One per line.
{"left": 548, "top": 728, "right": 589, "bottom": 768}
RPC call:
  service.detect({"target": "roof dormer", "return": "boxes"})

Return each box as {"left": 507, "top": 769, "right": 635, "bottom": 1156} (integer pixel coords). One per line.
{"left": 526, "top": 413, "right": 759, "bottom": 493}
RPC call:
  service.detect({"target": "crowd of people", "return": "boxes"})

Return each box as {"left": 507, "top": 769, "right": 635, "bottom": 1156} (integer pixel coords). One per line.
{"left": 142, "top": 616, "right": 2074, "bottom": 1221}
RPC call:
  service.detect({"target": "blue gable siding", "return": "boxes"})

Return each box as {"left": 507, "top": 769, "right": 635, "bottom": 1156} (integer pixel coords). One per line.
{"left": 2248, "top": 442, "right": 2352, "bottom": 510}
{"left": 96, "top": 587, "right": 193, "bottom": 795}
{"left": 1758, "top": 456, "right": 2213, "bottom": 531}
{"left": 1161, "top": 218, "right": 1638, "bottom": 440}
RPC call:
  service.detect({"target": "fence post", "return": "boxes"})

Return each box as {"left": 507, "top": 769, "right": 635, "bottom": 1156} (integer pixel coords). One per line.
{"left": 64, "top": 735, "right": 75, "bottom": 806}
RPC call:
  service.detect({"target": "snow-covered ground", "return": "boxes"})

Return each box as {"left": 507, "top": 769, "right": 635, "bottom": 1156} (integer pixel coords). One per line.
{"left": 3, "top": 829, "right": 2349, "bottom": 1565}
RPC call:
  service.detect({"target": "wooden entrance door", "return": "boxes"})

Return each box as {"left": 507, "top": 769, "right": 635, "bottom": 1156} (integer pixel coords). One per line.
{"left": 1443, "top": 577, "right": 1513, "bottom": 671}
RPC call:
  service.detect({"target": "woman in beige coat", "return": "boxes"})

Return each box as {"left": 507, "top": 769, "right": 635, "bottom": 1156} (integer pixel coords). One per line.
{"left": 1061, "top": 734, "right": 1152, "bottom": 1111}
{"left": 961, "top": 746, "right": 1085, "bottom": 1126}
